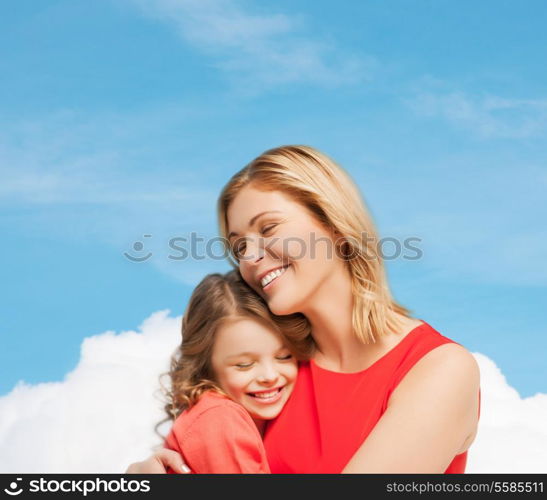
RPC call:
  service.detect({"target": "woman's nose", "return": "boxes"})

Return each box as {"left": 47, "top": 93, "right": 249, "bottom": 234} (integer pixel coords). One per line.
{"left": 241, "top": 236, "right": 265, "bottom": 265}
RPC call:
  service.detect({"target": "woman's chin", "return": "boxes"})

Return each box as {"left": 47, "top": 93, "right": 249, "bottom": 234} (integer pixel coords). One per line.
{"left": 267, "top": 299, "right": 298, "bottom": 316}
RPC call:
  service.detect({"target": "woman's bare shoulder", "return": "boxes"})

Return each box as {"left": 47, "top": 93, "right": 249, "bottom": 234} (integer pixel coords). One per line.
{"left": 391, "top": 342, "right": 480, "bottom": 405}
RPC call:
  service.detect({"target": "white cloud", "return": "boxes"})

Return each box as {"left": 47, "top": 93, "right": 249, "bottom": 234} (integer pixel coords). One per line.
{"left": 467, "top": 353, "right": 547, "bottom": 473}
{"left": 407, "top": 90, "right": 547, "bottom": 138}
{"left": 0, "top": 311, "right": 545, "bottom": 472}
{"left": 0, "top": 310, "right": 181, "bottom": 473}
{"left": 129, "top": 0, "right": 373, "bottom": 92}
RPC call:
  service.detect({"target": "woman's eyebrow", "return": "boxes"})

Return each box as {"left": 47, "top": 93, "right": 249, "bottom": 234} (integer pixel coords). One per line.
{"left": 228, "top": 210, "right": 283, "bottom": 239}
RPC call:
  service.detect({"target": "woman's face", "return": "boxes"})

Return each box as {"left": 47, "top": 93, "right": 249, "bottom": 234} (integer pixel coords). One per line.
{"left": 210, "top": 317, "right": 298, "bottom": 422}
{"left": 227, "top": 185, "right": 344, "bottom": 316}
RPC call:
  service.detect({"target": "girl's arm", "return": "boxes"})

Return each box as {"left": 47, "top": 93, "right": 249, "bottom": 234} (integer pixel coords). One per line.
{"left": 174, "top": 403, "right": 270, "bottom": 474}
{"left": 343, "top": 343, "right": 480, "bottom": 473}
{"left": 125, "top": 449, "right": 190, "bottom": 474}
{"left": 126, "top": 403, "right": 269, "bottom": 474}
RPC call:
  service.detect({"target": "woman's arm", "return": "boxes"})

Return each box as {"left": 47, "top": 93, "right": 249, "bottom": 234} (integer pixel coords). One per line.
{"left": 343, "top": 343, "right": 481, "bottom": 473}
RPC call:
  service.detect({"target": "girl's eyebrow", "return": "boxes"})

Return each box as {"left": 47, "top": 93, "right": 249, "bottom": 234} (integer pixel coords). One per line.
{"left": 225, "top": 347, "right": 288, "bottom": 360}
{"left": 225, "top": 352, "right": 255, "bottom": 360}
{"left": 228, "top": 210, "right": 283, "bottom": 240}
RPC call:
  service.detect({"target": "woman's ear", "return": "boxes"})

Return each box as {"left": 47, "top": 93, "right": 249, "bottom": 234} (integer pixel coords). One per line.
{"left": 331, "top": 228, "right": 344, "bottom": 247}
{"left": 332, "top": 232, "right": 352, "bottom": 259}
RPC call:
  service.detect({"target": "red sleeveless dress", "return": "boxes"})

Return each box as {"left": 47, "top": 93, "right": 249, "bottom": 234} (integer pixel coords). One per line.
{"left": 263, "top": 321, "right": 481, "bottom": 473}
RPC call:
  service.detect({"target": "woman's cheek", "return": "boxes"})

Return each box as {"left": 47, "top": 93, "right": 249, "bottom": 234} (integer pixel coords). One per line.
{"left": 267, "top": 229, "right": 302, "bottom": 262}
{"left": 282, "top": 230, "right": 321, "bottom": 263}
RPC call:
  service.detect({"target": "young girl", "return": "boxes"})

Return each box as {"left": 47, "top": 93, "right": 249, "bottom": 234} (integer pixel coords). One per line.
{"left": 160, "top": 270, "right": 311, "bottom": 473}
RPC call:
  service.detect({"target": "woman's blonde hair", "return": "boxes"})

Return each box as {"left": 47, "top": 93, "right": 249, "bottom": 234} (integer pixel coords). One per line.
{"left": 217, "top": 145, "right": 412, "bottom": 346}
{"left": 158, "top": 269, "right": 311, "bottom": 433}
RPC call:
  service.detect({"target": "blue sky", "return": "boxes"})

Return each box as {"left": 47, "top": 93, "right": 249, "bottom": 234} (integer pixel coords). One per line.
{"left": 1, "top": 0, "right": 546, "bottom": 398}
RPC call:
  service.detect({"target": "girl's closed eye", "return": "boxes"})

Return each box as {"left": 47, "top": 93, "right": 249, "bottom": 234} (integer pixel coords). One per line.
{"left": 234, "top": 352, "right": 292, "bottom": 368}
{"left": 235, "top": 361, "right": 254, "bottom": 369}
{"left": 276, "top": 353, "right": 293, "bottom": 361}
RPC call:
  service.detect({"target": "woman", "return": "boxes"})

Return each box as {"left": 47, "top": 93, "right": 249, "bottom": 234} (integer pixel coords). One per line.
{"left": 127, "top": 145, "right": 481, "bottom": 473}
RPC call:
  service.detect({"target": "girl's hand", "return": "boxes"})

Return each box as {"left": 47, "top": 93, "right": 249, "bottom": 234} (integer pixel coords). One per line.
{"left": 125, "top": 449, "right": 192, "bottom": 474}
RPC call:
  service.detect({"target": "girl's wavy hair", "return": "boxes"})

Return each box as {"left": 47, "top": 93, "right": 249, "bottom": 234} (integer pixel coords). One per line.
{"left": 156, "top": 269, "right": 311, "bottom": 438}
{"left": 217, "top": 145, "right": 413, "bottom": 346}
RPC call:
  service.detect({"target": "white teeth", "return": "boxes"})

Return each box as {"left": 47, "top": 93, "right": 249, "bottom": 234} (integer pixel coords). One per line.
{"left": 252, "top": 389, "right": 280, "bottom": 399}
{"left": 260, "top": 266, "right": 288, "bottom": 288}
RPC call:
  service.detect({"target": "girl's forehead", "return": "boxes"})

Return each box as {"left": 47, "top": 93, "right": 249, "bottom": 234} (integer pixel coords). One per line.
{"left": 215, "top": 318, "right": 286, "bottom": 349}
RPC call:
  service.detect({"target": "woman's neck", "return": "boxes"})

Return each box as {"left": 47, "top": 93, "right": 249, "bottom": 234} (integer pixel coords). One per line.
{"left": 300, "top": 262, "right": 371, "bottom": 371}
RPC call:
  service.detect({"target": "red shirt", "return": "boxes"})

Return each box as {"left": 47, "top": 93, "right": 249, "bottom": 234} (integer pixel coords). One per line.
{"left": 164, "top": 391, "right": 270, "bottom": 473}
{"left": 263, "top": 321, "right": 481, "bottom": 473}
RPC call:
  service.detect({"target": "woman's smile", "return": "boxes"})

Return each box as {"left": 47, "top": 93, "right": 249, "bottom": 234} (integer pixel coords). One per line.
{"left": 260, "top": 264, "right": 291, "bottom": 291}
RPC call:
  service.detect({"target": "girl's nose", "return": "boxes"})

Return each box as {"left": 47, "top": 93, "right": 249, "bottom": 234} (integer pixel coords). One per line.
{"left": 257, "top": 364, "right": 280, "bottom": 385}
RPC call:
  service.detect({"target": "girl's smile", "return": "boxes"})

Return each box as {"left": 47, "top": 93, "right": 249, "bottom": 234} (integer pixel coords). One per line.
{"left": 246, "top": 386, "right": 286, "bottom": 404}
{"left": 210, "top": 317, "right": 298, "bottom": 424}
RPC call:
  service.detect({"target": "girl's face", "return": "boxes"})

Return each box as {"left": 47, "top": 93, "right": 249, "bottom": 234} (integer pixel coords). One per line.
{"left": 210, "top": 317, "right": 298, "bottom": 422}
{"left": 227, "top": 185, "right": 344, "bottom": 316}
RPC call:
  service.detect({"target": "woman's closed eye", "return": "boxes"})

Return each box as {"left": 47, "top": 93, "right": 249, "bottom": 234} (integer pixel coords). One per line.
{"left": 261, "top": 224, "right": 277, "bottom": 235}
{"left": 231, "top": 239, "right": 247, "bottom": 259}
{"left": 230, "top": 224, "right": 277, "bottom": 258}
